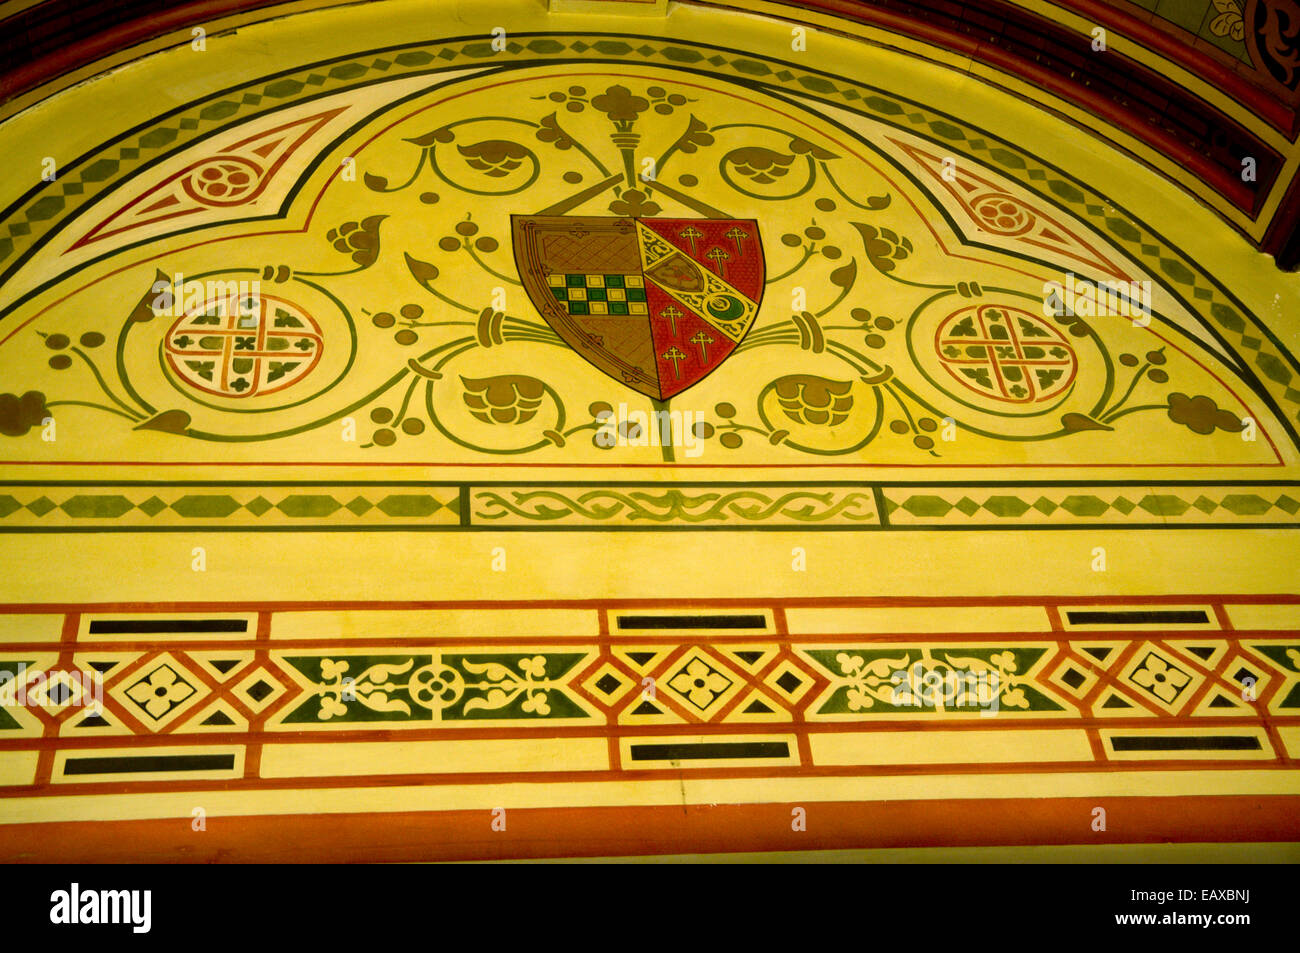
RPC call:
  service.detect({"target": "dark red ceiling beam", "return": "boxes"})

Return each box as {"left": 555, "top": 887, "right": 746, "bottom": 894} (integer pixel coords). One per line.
{"left": 737, "top": 0, "right": 1280, "bottom": 216}
{"left": 1, "top": 0, "right": 1296, "bottom": 263}
{"left": 1064, "top": 0, "right": 1294, "bottom": 134}
{"left": 0, "top": 0, "right": 299, "bottom": 103}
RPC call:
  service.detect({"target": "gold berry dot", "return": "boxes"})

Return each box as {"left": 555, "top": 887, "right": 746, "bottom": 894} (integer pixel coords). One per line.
{"left": 475, "top": 237, "right": 499, "bottom": 253}
{"left": 373, "top": 312, "right": 395, "bottom": 328}
{"left": 918, "top": 417, "right": 937, "bottom": 432}
{"left": 373, "top": 428, "right": 396, "bottom": 447}
{"left": 394, "top": 329, "right": 418, "bottom": 345}
{"left": 913, "top": 435, "right": 935, "bottom": 450}
{"left": 401, "top": 418, "right": 425, "bottom": 435}
{"left": 49, "top": 354, "right": 72, "bottom": 370}
{"left": 400, "top": 304, "right": 423, "bottom": 320}
{"left": 563, "top": 172, "right": 583, "bottom": 184}
{"left": 889, "top": 419, "right": 909, "bottom": 434}
{"left": 438, "top": 237, "right": 460, "bottom": 252}
{"left": 679, "top": 174, "right": 698, "bottom": 187}
{"left": 80, "top": 332, "right": 105, "bottom": 348}
{"left": 715, "top": 402, "right": 737, "bottom": 418}
{"left": 865, "top": 334, "right": 886, "bottom": 349}
{"left": 719, "top": 432, "right": 743, "bottom": 448}
{"left": 370, "top": 408, "right": 393, "bottom": 423}
{"left": 815, "top": 198, "right": 836, "bottom": 211}
{"left": 419, "top": 192, "right": 439, "bottom": 204}
{"left": 874, "top": 316, "right": 894, "bottom": 331}
{"left": 454, "top": 221, "right": 478, "bottom": 237}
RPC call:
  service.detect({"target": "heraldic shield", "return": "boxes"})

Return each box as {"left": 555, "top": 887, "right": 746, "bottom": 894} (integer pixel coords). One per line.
{"left": 512, "top": 215, "right": 765, "bottom": 400}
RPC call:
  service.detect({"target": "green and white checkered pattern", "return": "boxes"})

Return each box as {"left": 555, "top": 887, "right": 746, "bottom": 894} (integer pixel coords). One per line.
{"left": 547, "top": 273, "right": 648, "bottom": 316}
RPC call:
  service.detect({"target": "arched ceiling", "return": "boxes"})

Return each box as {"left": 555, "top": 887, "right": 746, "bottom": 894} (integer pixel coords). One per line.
{"left": 7, "top": 0, "right": 1300, "bottom": 264}
{"left": 0, "top": 0, "right": 1296, "bottom": 862}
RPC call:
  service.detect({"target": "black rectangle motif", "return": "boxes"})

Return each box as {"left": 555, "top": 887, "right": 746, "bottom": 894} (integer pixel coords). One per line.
{"left": 629, "top": 741, "right": 790, "bottom": 761}
{"left": 616, "top": 614, "right": 766, "bottom": 630}
{"left": 88, "top": 619, "right": 248, "bottom": 634}
{"left": 63, "top": 754, "right": 237, "bottom": 775}
{"left": 1065, "top": 610, "right": 1209, "bottom": 625}
{"left": 1109, "top": 736, "right": 1261, "bottom": 752}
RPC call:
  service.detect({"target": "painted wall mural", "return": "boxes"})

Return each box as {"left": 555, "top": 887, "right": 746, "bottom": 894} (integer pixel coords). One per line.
{"left": 0, "top": 35, "right": 1297, "bottom": 531}
{"left": 1, "top": 9, "right": 1297, "bottom": 863}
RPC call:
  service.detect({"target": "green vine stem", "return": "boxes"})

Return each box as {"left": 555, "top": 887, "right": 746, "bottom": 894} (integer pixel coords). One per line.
{"left": 44, "top": 400, "right": 140, "bottom": 421}
{"left": 1104, "top": 403, "right": 1166, "bottom": 422}
{"left": 814, "top": 266, "right": 855, "bottom": 317}
{"left": 766, "top": 247, "right": 815, "bottom": 284}
{"left": 366, "top": 149, "right": 427, "bottom": 194}
{"left": 69, "top": 345, "right": 146, "bottom": 420}
{"left": 464, "top": 244, "right": 522, "bottom": 286}
{"left": 822, "top": 164, "right": 890, "bottom": 211}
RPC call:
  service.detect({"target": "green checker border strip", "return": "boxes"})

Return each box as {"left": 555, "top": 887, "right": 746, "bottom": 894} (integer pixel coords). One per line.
{"left": 0, "top": 481, "right": 1298, "bottom": 530}
{"left": 0, "top": 32, "right": 1297, "bottom": 451}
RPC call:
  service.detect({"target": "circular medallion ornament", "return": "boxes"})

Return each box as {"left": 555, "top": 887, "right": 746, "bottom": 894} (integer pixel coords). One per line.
{"left": 934, "top": 304, "right": 1077, "bottom": 405}
{"left": 409, "top": 664, "right": 465, "bottom": 710}
{"left": 162, "top": 292, "right": 324, "bottom": 399}
{"left": 969, "top": 192, "right": 1035, "bottom": 236}
{"left": 180, "top": 156, "right": 264, "bottom": 206}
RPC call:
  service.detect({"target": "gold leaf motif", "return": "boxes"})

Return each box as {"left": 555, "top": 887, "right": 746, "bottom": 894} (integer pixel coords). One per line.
{"left": 1210, "top": 0, "right": 1245, "bottom": 42}
{"left": 590, "top": 84, "right": 649, "bottom": 123}
{"left": 462, "top": 659, "right": 515, "bottom": 681}
{"left": 461, "top": 375, "right": 546, "bottom": 425}
{"left": 773, "top": 375, "right": 853, "bottom": 426}
{"left": 1167, "top": 392, "right": 1245, "bottom": 434}
{"left": 134, "top": 410, "right": 191, "bottom": 435}
{"left": 1061, "top": 412, "right": 1113, "bottom": 433}
{"left": 0, "top": 391, "right": 51, "bottom": 437}
{"left": 405, "top": 252, "right": 440, "bottom": 291}
{"left": 457, "top": 140, "right": 530, "bottom": 177}
{"left": 724, "top": 146, "right": 795, "bottom": 184}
